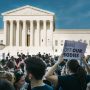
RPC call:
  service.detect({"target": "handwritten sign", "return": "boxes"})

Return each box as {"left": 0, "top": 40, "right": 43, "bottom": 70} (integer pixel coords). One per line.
{"left": 63, "top": 40, "right": 87, "bottom": 60}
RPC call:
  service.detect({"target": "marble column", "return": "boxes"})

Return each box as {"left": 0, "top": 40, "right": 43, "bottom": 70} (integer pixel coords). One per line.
{"left": 50, "top": 20, "right": 53, "bottom": 46}
{"left": 4, "top": 20, "right": 7, "bottom": 45}
{"left": 30, "top": 20, "right": 34, "bottom": 46}
{"left": 44, "top": 20, "right": 47, "bottom": 46}
{"left": 22, "top": 20, "right": 26, "bottom": 46}
{"left": 16, "top": 20, "right": 19, "bottom": 46}
{"left": 37, "top": 20, "right": 40, "bottom": 46}
{"left": 10, "top": 20, "right": 13, "bottom": 46}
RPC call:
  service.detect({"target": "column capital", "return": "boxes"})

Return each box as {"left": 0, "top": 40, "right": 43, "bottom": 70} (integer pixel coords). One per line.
{"left": 10, "top": 20, "right": 13, "bottom": 23}
{"left": 50, "top": 20, "right": 54, "bottom": 23}
{"left": 22, "top": 20, "right": 27, "bottom": 22}
{"left": 30, "top": 20, "right": 33, "bottom": 22}
{"left": 23, "top": 20, "right": 26, "bottom": 22}
{"left": 17, "top": 20, "right": 20, "bottom": 22}
{"left": 37, "top": 20, "right": 40, "bottom": 22}
{"left": 43, "top": 20, "right": 47, "bottom": 22}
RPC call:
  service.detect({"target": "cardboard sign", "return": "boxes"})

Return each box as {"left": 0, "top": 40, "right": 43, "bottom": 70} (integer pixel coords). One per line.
{"left": 63, "top": 40, "right": 87, "bottom": 60}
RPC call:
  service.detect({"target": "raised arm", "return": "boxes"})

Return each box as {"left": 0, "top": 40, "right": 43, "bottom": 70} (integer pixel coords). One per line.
{"left": 45, "top": 54, "right": 63, "bottom": 86}
{"left": 82, "top": 55, "right": 90, "bottom": 74}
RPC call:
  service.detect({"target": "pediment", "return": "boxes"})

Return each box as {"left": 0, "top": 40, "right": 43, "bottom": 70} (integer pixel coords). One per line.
{"left": 2, "top": 5, "right": 54, "bottom": 16}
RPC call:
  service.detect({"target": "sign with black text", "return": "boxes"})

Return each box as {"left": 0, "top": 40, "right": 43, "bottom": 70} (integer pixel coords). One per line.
{"left": 63, "top": 40, "right": 87, "bottom": 60}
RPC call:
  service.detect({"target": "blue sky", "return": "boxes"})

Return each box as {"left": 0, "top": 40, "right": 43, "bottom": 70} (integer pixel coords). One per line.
{"left": 0, "top": 0, "right": 90, "bottom": 29}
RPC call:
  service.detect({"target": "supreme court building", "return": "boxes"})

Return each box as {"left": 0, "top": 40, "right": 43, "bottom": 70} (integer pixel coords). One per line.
{"left": 0, "top": 5, "right": 90, "bottom": 56}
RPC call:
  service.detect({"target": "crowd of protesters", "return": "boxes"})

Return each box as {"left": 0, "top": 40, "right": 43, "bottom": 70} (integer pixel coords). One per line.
{"left": 0, "top": 52, "right": 90, "bottom": 90}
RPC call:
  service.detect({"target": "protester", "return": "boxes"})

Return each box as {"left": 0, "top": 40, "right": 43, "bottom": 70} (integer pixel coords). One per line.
{"left": 14, "top": 70, "right": 29, "bottom": 90}
{"left": 26, "top": 56, "right": 53, "bottom": 90}
{"left": 45, "top": 54, "right": 90, "bottom": 90}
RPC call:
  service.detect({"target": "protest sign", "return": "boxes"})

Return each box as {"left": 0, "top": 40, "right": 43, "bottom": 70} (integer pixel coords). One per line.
{"left": 63, "top": 40, "right": 87, "bottom": 60}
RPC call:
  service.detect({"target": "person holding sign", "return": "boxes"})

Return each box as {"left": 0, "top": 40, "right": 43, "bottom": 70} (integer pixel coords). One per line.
{"left": 45, "top": 54, "right": 90, "bottom": 90}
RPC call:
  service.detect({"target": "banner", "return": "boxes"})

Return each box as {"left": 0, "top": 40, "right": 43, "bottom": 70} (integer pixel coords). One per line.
{"left": 63, "top": 40, "right": 87, "bottom": 60}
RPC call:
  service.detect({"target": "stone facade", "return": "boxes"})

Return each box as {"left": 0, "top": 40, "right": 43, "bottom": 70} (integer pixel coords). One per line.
{"left": 0, "top": 5, "right": 90, "bottom": 56}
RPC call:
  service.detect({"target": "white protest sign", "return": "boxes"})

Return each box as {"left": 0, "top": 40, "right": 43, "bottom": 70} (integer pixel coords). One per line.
{"left": 63, "top": 40, "right": 87, "bottom": 60}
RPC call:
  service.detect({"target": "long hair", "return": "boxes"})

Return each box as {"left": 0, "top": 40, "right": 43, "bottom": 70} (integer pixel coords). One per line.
{"left": 67, "top": 60, "right": 87, "bottom": 90}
